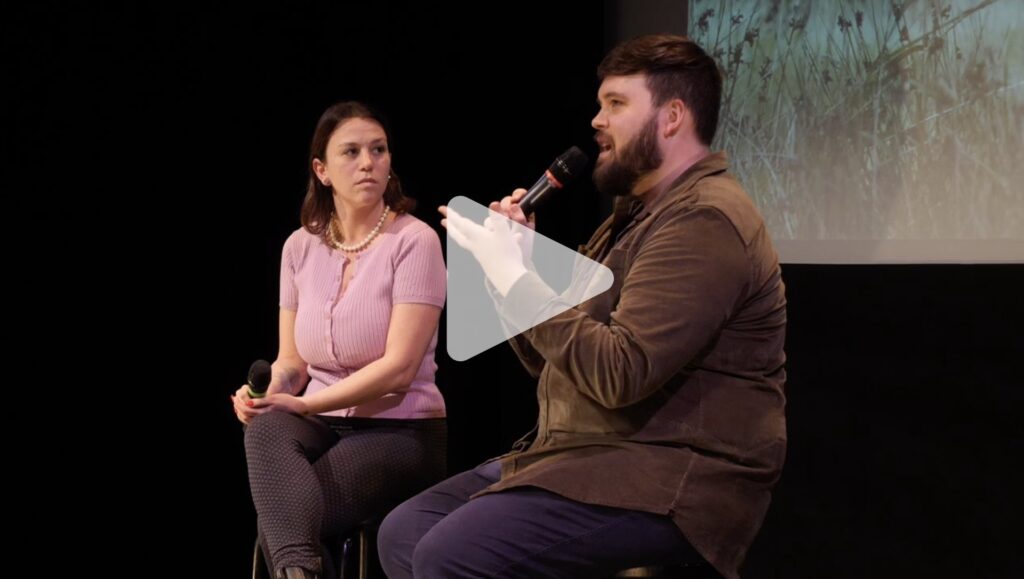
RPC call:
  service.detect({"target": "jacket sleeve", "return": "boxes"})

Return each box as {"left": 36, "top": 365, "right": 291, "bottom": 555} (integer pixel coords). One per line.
{"left": 496, "top": 206, "right": 749, "bottom": 409}
{"left": 507, "top": 334, "right": 546, "bottom": 378}
{"left": 485, "top": 279, "right": 547, "bottom": 378}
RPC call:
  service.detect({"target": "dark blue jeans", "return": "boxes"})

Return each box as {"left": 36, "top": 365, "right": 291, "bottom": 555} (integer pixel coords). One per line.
{"left": 377, "top": 461, "right": 704, "bottom": 578}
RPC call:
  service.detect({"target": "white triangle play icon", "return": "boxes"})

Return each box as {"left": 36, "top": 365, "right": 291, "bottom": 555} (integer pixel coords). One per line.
{"left": 445, "top": 196, "right": 614, "bottom": 361}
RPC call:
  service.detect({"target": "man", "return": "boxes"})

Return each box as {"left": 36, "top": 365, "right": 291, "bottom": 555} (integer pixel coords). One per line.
{"left": 379, "top": 34, "right": 787, "bottom": 579}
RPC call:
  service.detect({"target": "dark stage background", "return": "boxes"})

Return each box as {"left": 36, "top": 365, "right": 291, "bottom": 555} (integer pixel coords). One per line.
{"left": 9, "top": 3, "right": 1020, "bottom": 578}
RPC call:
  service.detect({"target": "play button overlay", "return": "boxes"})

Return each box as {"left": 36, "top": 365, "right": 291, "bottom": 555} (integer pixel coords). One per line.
{"left": 445, "top": 196, "right": 614, "bottom": 361}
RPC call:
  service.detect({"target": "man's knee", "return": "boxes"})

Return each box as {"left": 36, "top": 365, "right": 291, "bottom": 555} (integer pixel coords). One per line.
{"left": 377, "top": 499, "right": 418, "bottom": 577}
{"left": 410, "top": 525, "right": 465, "bottom": 578}
{"left": 376, "top": 504, "right": 403, "bottom": 556}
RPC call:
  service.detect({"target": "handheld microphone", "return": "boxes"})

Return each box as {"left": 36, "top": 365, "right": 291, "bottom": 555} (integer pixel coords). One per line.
{"left": 518, "top": 146, "right": 589, "bottom": 215}
{"left": 246, "top": 359, "right": 272, "bottom": 399}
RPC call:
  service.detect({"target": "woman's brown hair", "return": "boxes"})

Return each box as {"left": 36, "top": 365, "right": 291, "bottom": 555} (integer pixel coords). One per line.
{"left": 300, "top": 101, "right": 415, "bottom": 236}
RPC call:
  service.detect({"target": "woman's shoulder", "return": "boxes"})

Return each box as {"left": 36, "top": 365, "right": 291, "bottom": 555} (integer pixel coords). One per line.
{"left": 283, "top": 226, "right": 317, "bottom": 248}
{"left": 390, "top": 213, "right": 441, "bottom": 244}
{"left": 282, "top": 226, "right": 323, "bottom": 263}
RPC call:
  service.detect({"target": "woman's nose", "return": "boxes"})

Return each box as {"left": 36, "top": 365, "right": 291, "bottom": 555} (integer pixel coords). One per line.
{"left": 358, "top": 149, "right": 374, "bottom": 169}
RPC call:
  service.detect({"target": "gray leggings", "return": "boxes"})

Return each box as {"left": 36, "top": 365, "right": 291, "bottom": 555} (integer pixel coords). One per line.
{"left": 244, "top": 411, "right": 446, "bottom": 577}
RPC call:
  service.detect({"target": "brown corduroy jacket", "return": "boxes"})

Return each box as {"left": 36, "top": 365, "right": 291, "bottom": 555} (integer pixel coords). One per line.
{"left": 481, "top": 152, "right": 787, "bottom": 579}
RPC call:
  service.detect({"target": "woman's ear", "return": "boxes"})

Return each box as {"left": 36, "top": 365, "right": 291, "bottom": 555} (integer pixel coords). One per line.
{"left": 312, "top": 159, "right": 330, "bottom": 186}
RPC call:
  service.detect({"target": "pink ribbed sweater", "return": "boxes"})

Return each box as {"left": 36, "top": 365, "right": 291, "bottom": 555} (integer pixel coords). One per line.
{"left": 280, "top": 213, "right": 447, "bottom": 418}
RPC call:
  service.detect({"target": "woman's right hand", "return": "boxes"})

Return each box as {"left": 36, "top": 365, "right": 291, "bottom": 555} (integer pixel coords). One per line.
{"left": 231, "top": 384, "right": 263, "bottom": 425}
{"left": 488, "top": 188, "right": 536, "bottom": 263}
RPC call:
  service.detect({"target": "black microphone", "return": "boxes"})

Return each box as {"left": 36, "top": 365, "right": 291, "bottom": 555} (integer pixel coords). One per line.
{"left": 518, "top": 146, "right": 589, "bottom": 215}
{"left": 246, "top": 359, "right": 272, "bottom": 399}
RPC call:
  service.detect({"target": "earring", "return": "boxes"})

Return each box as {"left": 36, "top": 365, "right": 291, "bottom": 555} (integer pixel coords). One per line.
{"left": 323, "top": 180, "right": 331, "bottom": 186}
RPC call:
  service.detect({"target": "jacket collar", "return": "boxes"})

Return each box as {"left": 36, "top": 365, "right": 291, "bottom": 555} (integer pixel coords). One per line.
{"left": 630, "top": 151, "right": 730, "bottom": 223}
{"left": 584, "top": 152, "right": 731, "bottom": 259}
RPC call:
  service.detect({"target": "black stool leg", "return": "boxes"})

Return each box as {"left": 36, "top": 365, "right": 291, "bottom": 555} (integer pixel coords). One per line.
{"left": 358, "top": 527, "right": 368, "bottom": 579}
{"left": 339, "top": 522, "right": 383, "bottom": 579}
{"left": 253, "top": 537, "right": 271, "bottom": 579}
{"left": 339, "top": 535, "right": 356, "bottom": 579}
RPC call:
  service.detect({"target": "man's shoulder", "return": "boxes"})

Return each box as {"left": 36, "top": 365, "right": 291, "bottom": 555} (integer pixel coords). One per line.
{"left": 686, "top": 174, "right": 765, "bottom": 246}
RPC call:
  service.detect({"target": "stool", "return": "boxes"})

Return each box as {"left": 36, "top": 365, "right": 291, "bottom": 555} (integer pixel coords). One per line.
{"left": 252, "top": 538, "right": 269, "bottom": 579}
{"left": 251, "top": 520, "right": 380, "bottom": 579}
{"left": 338, "top": 521, "right": 379, "bottom": 579}
{"left": 613, "top": 560, "right": 718, "bottom": 578}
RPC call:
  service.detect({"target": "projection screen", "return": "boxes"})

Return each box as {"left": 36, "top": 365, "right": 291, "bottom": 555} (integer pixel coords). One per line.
{"left": 688, "top": 0, "right": 1023, "bottom": 262}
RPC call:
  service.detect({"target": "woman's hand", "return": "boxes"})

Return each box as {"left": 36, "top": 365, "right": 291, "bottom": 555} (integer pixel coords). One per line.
{"left": 231, "top": 384, "right": 259, "bottom": 425}
{"left": 231, "top": 386, "right": 310, "bottom": 424}
{"left": 249, "top": 392, "right": 310, "bottom": 416}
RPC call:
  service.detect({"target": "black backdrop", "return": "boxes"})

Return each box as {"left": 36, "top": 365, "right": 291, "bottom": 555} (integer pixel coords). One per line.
{"left": 9, "top": 3, "right": 1021, "bottom": 578}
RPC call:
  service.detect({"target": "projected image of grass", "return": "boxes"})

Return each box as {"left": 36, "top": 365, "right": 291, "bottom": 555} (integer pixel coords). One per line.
{"left": 690, "top": 0, "right": 1023, "bottom": 240}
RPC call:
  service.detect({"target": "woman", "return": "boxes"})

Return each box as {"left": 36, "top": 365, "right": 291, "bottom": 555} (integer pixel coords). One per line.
{"left": 232, "top": 101, "right": 447, "bottom": 579}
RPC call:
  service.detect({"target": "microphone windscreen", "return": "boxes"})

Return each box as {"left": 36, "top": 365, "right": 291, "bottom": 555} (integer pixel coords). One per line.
{"left": 548, "top": 146, "right": 589, "bottom": 185}
{"left": 247, "top": 359, "right": 272, "bottom": 396}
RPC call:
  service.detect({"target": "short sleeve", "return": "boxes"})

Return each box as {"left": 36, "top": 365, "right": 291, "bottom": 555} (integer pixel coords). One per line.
{"left": 392, "top": 226, "right": 446, "bottom": 308}
{"left": 279, "top": 232, "right": 299, "bottom": 311}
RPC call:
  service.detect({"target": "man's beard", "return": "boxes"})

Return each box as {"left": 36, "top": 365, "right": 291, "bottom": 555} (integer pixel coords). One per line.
{"left": 593, "top": 112, "right": 663, "bottom": 197}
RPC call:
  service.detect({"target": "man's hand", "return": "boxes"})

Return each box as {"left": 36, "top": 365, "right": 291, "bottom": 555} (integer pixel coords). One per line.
{"left": 440, "top": 203, "right": 529, "bottom": 296}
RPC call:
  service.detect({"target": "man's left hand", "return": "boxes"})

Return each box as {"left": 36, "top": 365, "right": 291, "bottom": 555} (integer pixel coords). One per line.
{"left": 440, "top": 205, "right": 529, "bottom": 296}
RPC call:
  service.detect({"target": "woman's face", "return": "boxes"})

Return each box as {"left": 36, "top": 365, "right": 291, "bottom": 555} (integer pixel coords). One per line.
{"left": 314, "top": 117, "right": 392, "bottom": 211}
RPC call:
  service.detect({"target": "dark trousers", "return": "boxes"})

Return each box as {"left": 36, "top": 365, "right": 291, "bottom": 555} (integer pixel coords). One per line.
{"left": 245, "top": 412, "right": 446, "bottom": 577}
{"left": 377, "top": 461, "right": 704, "bottom": 579}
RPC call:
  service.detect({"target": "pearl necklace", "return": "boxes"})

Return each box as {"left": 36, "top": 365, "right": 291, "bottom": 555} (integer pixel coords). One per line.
{"left": 327, "top": 206, "right": 390, "bottom": 253}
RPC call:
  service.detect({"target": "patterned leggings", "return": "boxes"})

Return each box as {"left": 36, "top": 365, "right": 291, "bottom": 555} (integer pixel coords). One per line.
{"left": 244, "top": 411, "right": 446, "bottom": 577}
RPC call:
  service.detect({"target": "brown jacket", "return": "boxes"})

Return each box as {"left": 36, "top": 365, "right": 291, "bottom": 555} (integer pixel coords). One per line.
{"left": 483, "top": 153, "right": 787, "bottom": 579}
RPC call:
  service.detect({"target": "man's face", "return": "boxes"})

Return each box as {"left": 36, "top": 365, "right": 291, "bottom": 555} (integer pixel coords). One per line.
{"left": 591, "top": 75, "right": 663, "bottom": 196}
